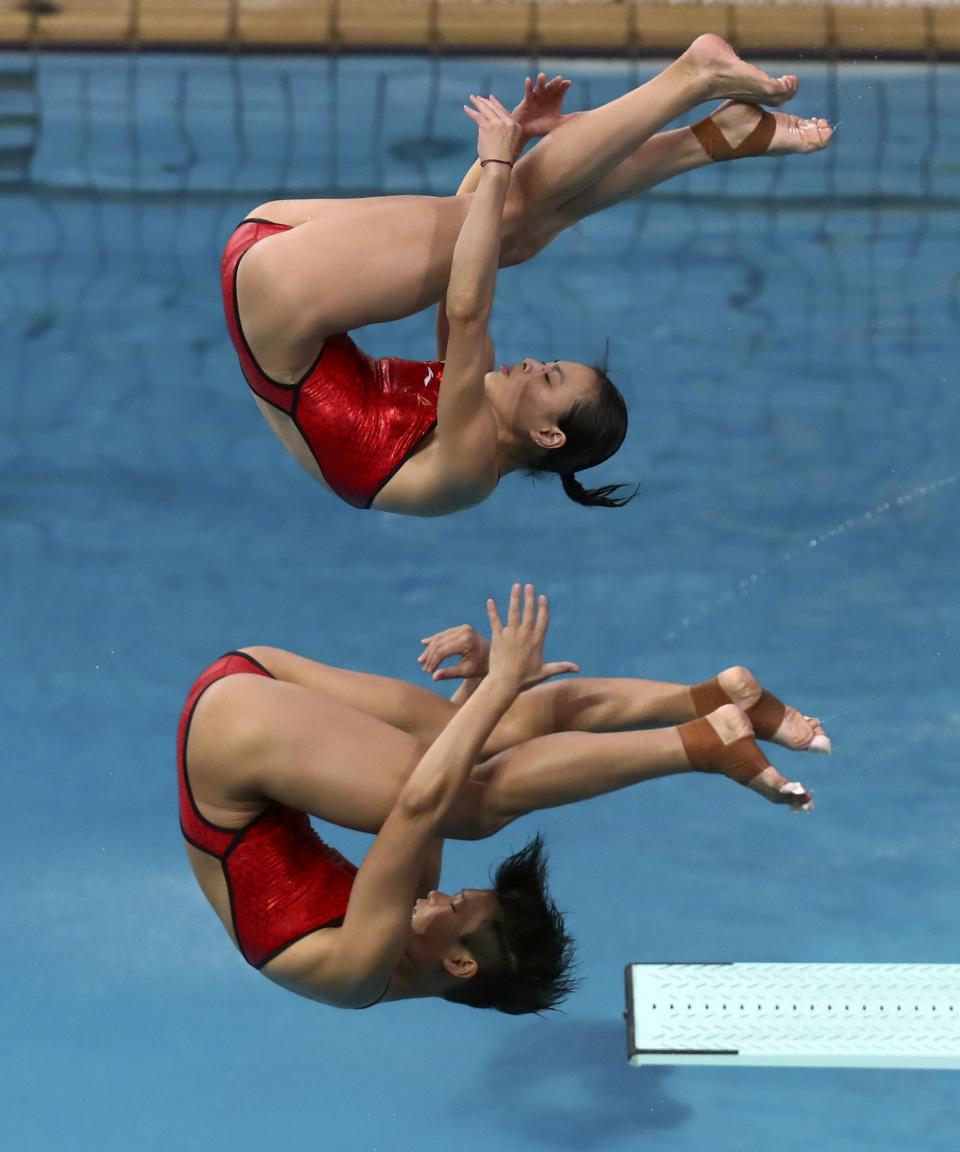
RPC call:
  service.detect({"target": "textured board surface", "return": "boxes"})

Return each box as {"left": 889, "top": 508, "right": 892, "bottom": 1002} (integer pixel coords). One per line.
{"left": 627, "top": 964, "right": 960, "bottom": 1068}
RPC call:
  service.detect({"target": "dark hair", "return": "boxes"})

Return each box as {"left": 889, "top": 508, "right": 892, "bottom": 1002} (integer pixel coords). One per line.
{"left": 443, "top": 834, "right": 577, "bottom": 1015}
{"left": 529, "top": 365, "right": 637, "bottom": 508}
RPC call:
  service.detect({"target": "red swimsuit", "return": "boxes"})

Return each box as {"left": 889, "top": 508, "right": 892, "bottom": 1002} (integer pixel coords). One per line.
{"left": 177, "top": 651, "right": 358, "bottom": 969}
{"left": 221, "top": 219, "right": 445, "bottom": 509}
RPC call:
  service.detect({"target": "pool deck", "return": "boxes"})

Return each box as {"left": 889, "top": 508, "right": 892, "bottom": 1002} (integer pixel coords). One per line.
{"left": 2, "top": 1, "right": 959, "bottom": 59}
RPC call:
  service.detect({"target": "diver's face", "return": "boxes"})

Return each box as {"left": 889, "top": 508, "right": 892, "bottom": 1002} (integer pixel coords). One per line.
{"left": 410, "top": 888, "right": 497, "bottom": 956}
{"left": 486, "top": 358, "right": 598, "bottom": 449}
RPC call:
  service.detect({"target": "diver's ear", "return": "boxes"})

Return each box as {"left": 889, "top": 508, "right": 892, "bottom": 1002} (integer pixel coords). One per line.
{"left": 531, "top": 426, "right": 566, "bottom": 451}
{"left": 442, "top": 947, "right": 479, "bottom": 981}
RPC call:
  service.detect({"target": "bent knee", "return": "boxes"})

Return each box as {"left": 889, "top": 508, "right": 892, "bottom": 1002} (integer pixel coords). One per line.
{"left": 501, "top": 213, "right": 565, "bottom": 267}
{"left": 441, "top": 782, "right": 512, "bottom": 842}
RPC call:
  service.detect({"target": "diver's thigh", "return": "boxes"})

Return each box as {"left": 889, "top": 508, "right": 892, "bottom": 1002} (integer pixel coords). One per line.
{"left": 188, "top": 675, "right": 426, "bottom": 834}
{"left": 236, "top": 195, "right": 468, "bottom": 378}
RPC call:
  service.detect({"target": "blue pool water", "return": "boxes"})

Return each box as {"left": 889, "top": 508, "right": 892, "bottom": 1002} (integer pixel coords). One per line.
{"left": 3, "top": 51, "right": 959, "bottom": 1151}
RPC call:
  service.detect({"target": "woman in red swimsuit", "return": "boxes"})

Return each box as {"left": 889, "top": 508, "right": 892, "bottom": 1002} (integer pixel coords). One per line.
{"left": 223, "top": 36, "right": 832, "bottom": 515}
{"left": 180, "top": 584, "right": 829, "bottom": 1013}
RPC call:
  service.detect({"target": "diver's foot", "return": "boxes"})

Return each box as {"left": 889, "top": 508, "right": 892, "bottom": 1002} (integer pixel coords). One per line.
{"left": 702, "top": 666, "right": 832, "bottom": 754}
{"left": 683, "top": 34, "right": 798, "bottom": 107}
{"left": 681, "top": 704, "right": 814, "bottom": 811}
{"left": 694, "top": 99, "right": 832, "bottom": 161}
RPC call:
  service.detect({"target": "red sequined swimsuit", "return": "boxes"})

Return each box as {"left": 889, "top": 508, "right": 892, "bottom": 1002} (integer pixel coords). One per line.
{"left": 177, "top": 651, "right": 358, "bottom": 969}
{"left": 221, "top": 219, "right": 445, "bottom": 509}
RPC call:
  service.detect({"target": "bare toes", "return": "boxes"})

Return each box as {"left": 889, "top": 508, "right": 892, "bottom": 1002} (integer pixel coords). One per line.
{"left": 749, "top": 766, "right": 814, "bottom": 811}
{"left": 795, "top": 116, "right": 833, "bottom": 150}
{"left": 772, "top": 705, "right": 832, "bottom": 754}
{"left": 781, "top": 782, "right": 815, "bottom": 813}
{"left": 805, "top": 718, "right": 832, "bottom": 754}
{"left": 763, "top": 73, "right": 799, "bottom": 107}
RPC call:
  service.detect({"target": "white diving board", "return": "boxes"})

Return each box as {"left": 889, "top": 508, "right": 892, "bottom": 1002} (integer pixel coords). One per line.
{"left": 625, "top": 963, "right": 960, "bottom": 1069}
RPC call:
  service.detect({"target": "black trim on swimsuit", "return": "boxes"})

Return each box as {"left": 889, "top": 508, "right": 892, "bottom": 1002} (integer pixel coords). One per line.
{"left": 219, "top": 815, "right": 348, "bottom": 970}
{"left": 182, "top": 648, "right": 354, "bottom": 969}
{"left": 354, "top": 982, "right": 391, "bottom": 1010}
{"left": 250, "top": 916, "right": 347, "bottom": 971}
{"left": 180, "top": 650, "right": 277, "bottom": 850}
{"left": 232, "top": 220, "right": 327, "bottom": 394}
{"left": 182, "top": 645, "right": 392, "bottom": 999}
{"left": 361, "top": 417, "right": 439, "bottom": 511}
{"left": 231, "top": 223, "right": 345, "bottom": 491}
{"left": 230, "top": 220, "right": 439, "bottom": 510}
{"left": 225, "top": 648, "right": 275, "bottom": 678}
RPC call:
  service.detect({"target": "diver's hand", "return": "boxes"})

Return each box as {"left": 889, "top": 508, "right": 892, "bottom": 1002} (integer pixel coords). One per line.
{"left": 464, "top": 94, "right": 523, "bottom": 165}
{"left": 486, "top": 584, "right": 579, "bottom": 690}
{"left": 419, "top": 624, "right": 490, "bottom": 682}
{"left": 512, "top": 73, "right": 573, "bottom": 140}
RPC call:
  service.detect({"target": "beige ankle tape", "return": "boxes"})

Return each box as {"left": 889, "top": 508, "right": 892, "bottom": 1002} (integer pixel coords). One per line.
{"left": 690, "top": 677, "right": 786, "bottom": 742}
{"left": 679, "top": 717, "right": 770, "bottom": 787}
{"left": 746, "top": 691, "right": 786, "bottom": 741}
{"left": 690, "top": 678, "right": 730, "bottom": 716}
{"left": 691, "top": 109, "right": 777, "bottom": 162}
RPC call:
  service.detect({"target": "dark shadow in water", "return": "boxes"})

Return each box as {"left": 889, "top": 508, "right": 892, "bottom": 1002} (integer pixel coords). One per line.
{"left": 453, "top": 1018, "right": 691, "bottom": 1148}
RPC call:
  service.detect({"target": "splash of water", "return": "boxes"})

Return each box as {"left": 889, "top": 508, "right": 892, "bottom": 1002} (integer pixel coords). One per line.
{"left": 663, "top": 474, "right": 958, "bottom": 643}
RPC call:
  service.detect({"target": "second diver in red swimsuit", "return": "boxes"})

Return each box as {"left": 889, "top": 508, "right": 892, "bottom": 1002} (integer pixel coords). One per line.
{"left": 179, "top": 584, "right": 829, "bottom": 1015}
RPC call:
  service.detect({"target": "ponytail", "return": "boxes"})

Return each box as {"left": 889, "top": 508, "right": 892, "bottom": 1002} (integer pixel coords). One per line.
{"left": 561, "top": 472, "right": 638, "bottom": 509}
{"left": 528, "top": 363, "right": 636, "bottom": 509}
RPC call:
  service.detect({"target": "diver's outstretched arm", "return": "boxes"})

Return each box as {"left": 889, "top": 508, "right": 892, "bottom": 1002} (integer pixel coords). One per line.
{"left": 428, "top": 95, "right": 518, "bottom": 501}
{"left": 438, "top": 73, "right": 571, "bottom": 359}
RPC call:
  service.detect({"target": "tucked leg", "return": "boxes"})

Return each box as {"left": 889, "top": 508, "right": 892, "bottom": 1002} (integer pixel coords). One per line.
{"left": 235, "top": 37, "right": 798, "bottom": 379}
